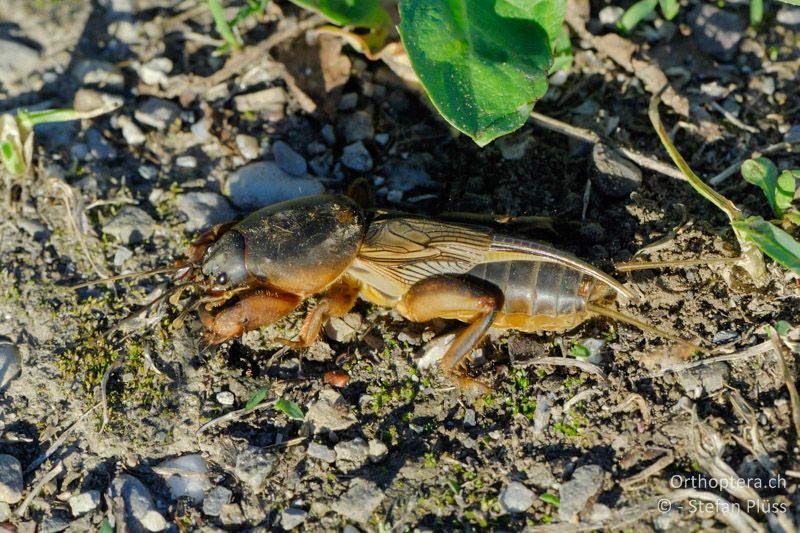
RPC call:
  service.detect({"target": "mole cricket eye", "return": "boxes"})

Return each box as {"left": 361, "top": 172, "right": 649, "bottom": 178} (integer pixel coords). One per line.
{"left": 215, "top": 273, "right": 229, "bottom": 286}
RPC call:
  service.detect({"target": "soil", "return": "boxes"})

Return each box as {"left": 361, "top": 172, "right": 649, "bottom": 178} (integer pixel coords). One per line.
{"left": 0, "top": 0, "right": 799, "bottom": 531}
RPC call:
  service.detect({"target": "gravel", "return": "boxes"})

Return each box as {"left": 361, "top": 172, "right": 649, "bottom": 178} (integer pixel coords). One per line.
{"left": 272, "top": 140, "right": 308, "bottom": 176}
{"left": 203, "top": 486, "right": 232, "bottom": 517}
{"left": 0, "top": 455, "right": 23, "bottom": 504}
{"left": 341, "top": 142, "right": 373, "bottom": 172}
{"left": 175, "top": 191, "right": 237, "bottom": 233}
{"left": 119, "top": 116, "right": 146, "bottom": 145}
{"left": 499, "top": 481, "right": 535, "bottom": 514}
{"left": 71, "top": 59, "right": 125, "bottom": 91}
{"left": 280, "top": 507, "right": 308, "bottom": 530}
{"left": 690, "top": 5, "right": 745, "bottom": 62}
{"left": 223, "top": 161, "right": 324, "bottom": 209}
{"left": 69, "top": 490, "right": 101, "bottom": 517}
{"left": 335, "top": 437, "right": 370, "bottom": 471}
{"left": 0, "top": 342, "right": 21, "bottom": 392}
{"left": 342, "top": 111, "right": 374, "bottom": 143}
{"left": 591, "top": 143, "right": 642, "bottom": 198}
{"left": 157, "top": 454, "right": 210, "bottom": 504}
{"left": 307, "top": 441, "right": 337, "bottom": 464}
{"left": 236, "top": 134, "right": 260, "bottom": 160}
{"left": 86, "top": 128, "right": 117, "bottom": 161}
{"left": 139, "top": 57, "right": 172, "bottom": 86}
{"left": 135, "top": 98, "right": 181, "bottom": 131}
{"left": 109, "top": 474, "right": 168, "bottom": 532}
{"left": 0, "top": 39, "right": 40, "bottom": 86}
{"left": 234, "top": 87, "right": 287, "bottom": 113}
{"left": 675, "top": 363, "right": 729, "bottom": 399}
{"left": 384, "top": 162, "right": 435, "bottom": 192}
{"left": 558, "top": 465, "right": 606, "bottom": 522}
{"left": 234, "top": 446, "right": 277, "bottom": 492}
{"left": 216, "top": 390, "right": 235, "bottom": 405}
{"left": 101, "top": 206, "right": 156, "bottom": 244}
{"left": 305, "top": 389, "right": 358, "bottom": 434}
{"left": 332, "top": 478, "right": 384, "bottom": 524}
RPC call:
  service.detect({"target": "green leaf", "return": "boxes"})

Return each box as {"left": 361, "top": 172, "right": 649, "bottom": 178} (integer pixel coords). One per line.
{"left": 776, "top": 320, "right": 792, "bottom": 337}
{"left": 99, "top": 519, "right": 113, "bottom": 533}
{"left": 776, "top": 170, "right": 798, "bottom": 214}
{"left": 206, "top": 0, "right": 242, "bottom": 51}
{"left": 274, "top": 398, "right": 304, "bottom": 420}
{"left": 288, "top": 0, "right": 392, "bottom": 29}
{"left": 17, "top": 109, "right": 91, "bottom": 129}
{"left": 570, "top": 343, "right": 590, "bottom": 359}
{"left": 399, "top": 0, "right": 560, "bottom": 146}
{"left": 785, "top": 211, "right": 800, "bottom": 226}
{"left": 749, "top": 0, "right": 763, "bottom": 26}
{"left": 540, "top": 493, "right": 560, "bottom": 506}
{"left": 617, "top": 0, "right": 658, "bottom": 32}
{"left": 0, "top": 140, "right": 25, "bottom": 175}
{"left": 244, "top": 387, "right": 268, "bottom": 411}
{"left": 732, "top": 216, "right": 800, "bottom": 275}
{"left": 549, "top": 24, "right": 573, "bottom": 74}
{"left": 659, "top": 0, "right": 680, "bottom": 20}
{"left": 777, "top": 0, "right": 800, "bottom": 5}
{"left": 741, "top": 157, "right": 789, "bottom": 217}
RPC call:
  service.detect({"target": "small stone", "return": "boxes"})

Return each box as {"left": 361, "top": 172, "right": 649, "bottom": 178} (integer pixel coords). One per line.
{"left": 499, "top": 481, "right": 534, "bottom": 514}
{"left": 272, "top": 141, "right": 307, "bottom": 177}
{"left": 135, "top": 98, "right": 181, "bottom": 130}
{"left": 0, "top": 39, "right": 40, "bottom": 86}
{"left": 191, "top": 117, "right": 211, "bottom": 144}
{"left": 307, "top": 442, "right": 337, "bottom": 464}
{"left": 690, "top": 5, "right": 746, "bottom": 62}
{"left": 176, "top": 156, "right": 197, "bottom": 169}
{"left": 338, "top": 93, "right": 358, "bottom": 111}
{"left": 102, "top": 206, "right": 156, "bottom": 244}
{"left": 71, "top": 59, "right": 125, "bottom": 90}
{"left": 0, "top": 455, "right": 23, "bottom": 504}
{"left": 591, "top": 143, "right": 642, "bottom": 198}
{"left": 119, "top": 116, "right": 146, "bottom": 145}
{"left": 0, "top": 342, "right": 21, "bottom": 392}
{"left": 69, "top": 490, "right": 101, "bottom": 517}
{"left": 341, "top": 142, "right": 373, "bottom": 172}
{"left": 332, "top": 478, "right": 384, "bottom": 524}
{"left": 157, "top": 454, "right": 210, "bottom": 504}
{"left": 73, "top": 89, "right": 123, "bottom": 115}
{"left": 305, "top": 389, "right": 358, "bottom": 434}
{"left": 342, "top": 111, "right": 374, "bottom": 143}
{"left": 335, "top": 438, "right": 370, "bottom": 470}
{"left": 384, "top": 162, "right": 435, "bottom": 192}
{"left": 109, "top": 474, "right": 167, "bottom": 532}
{"left": 784, "top": 125, "right": 800, "bottom": 144}
{"left": 307, "top": 142, "right": 327, "bottom": 156}
{"left": 676, "top": 363, "right": 729, "bottom": 398}
{"left": 0, "top": 501, "right": 9, "bottom": 521}
{"left": 309, "top": 152, "right": 333, "bottom": 177}
{"left": 712, "top": 330, "right": 739, "bottom": 344}
{"left": 40, "top": 514, "right": 70, "bottom": 533}
{"left": 463, "top": 409, "right": 476, "bottom": 427}
{"left": 203, "top": 486, "right": 232, "bottom": 516}
{"left": 280, "top": 508, "right": 308, "bottom": 530}
{"left": 496, "top": 134, "right": 534, "bottom": 160}
{"left": 368, "top": 440, "right": 388, "bottom": 463}
{"left": 321, "top": 124, "right": 336, "bottom": 146}
{"left": 113, "top": 247, "right": 133, "bottom": 269}
{"left": 139, "top": 165, "right": 158, "bottom": 181}
{"left": 236, "top": 134, "right": 260, "bottom": 161}
{"left": 86, "top": 128, "right": 117, "bottom": 161}
{"left": 139, "top": 57, "right": 172, "bottom": 86}
{"left": 234, "top": 446, "right": 276, "bottom": 492}
{"left": 777, "top": 6, "right": 800, "bottom": 27}
{"left": 219, "top": 503, "right": 246, "bottom": 526}
{"left": 234, "top": 87, "right": 287, "bottom": 113}
{"left": 175, "top": 192, "right": 237, "bottom": 234}
{"left": 558, "top": 465, "right": 605, "bottom": 522}
{"left": 216, "top": 391, "right": 235, "bottom": 406}
{"left": 324, "top": 314, "right": 361, "bottom": 343}
{"left": 71, "top": 143, "right": 89, "bottom": 160}
{"left": 223, "top": 162, "right": 324, "bottom": 210}
{"left": 598, "top": 6, "right": 624, "bottom": 27}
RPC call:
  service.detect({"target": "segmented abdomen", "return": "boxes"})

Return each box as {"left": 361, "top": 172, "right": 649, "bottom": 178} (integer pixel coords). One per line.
{"left": 466, "top": 261, "right": 597, "bottom": 316}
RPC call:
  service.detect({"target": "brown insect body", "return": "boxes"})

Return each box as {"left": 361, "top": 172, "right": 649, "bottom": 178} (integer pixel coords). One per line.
{"left": 182, "top": 194, "right": 647, "bottom": 390}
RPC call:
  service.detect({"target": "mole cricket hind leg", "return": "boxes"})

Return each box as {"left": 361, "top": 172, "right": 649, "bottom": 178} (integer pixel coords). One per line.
{"left": 199, "top": 289, "right": 301, "bottom": 345}
{"left": 276, "top": 277, "right": 361, "bottom": 349}
{"left": 396, "top": 275, "right": 504, "bottom": 394}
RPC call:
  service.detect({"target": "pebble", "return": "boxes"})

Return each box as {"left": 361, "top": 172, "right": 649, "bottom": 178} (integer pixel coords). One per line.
{"left": 203, "top": 486, "right": 232, "bottom": 516}
{"left": 157, "top": 454, "right": 210, "bottom": 504}
{"left": 86, "top": 128, "right": 117, "bottom": 161}
{"left": 102, "top": 206, "right": 156, "bottom": 244}
{"left": 71, "top": 59, "right": 125, "bottom": 91}
{"left": 384, "top": 162, "right": 435, "bottom": 192}
{"left": 223, "top": 161, "right": 324, "bottom": 210}
{"left": 690, "top": 5, "right": 745, "bottom": 62}
{"left": 216, "top": 391, "right": 235, "bottom": 406}
{"left": 139, "top": 165, "right": 158, "bottom": 181}
{"left": 280, "top": 508, "right": 308, "bottom": 530}
{"left": 139, "top": 57, "right": 172, "bottom": 86}
{"left": 71, "top": 144, "right": 89, "bottom": 160}
{"left": 272, "top": 141, "right": 308, "bottom": 177}
{"left": 69, "top": 490, "right": 101, "bottom": 517}
{"left": 309, "top": 152, "right": 334, "bottom": 177}
{"left": 109, "top": 474, "right": 167, "bottom": 532}
{"left": 342, "top": 111, "right": 374, "bottom": 143}
{"left": 335, "top": 438, "right": 370, "bottom": 470}
{"left": 321, "top": 124, "right": 336, "bottom": 146}
{"left": 784, "top": 125, "right": 800, "bottom": 144}
{"left": 0, "top": 502, "right": 9, "bottom": 521}
{"left": 40, "top": 515, "right": 70, "bottom": 533}
{"left": 119, "top": 116, "right": 146, "bottom": 145}
{"left": 236, "top": 134, "right": 260, "bottom": 161}
{"left": 341, "top": 142, "right": 373, "bottom": 172}
{"left": 175, "top": 156, "right": 197, "bottom": 169}
{"left": 598, "top": 6, "right": 624, "bottom": 27}
{"left": 305, "top": 389, "right": 358, "bottom": 434}
{"left": 558, "top": 465, "right": 605, "bottom": 522}
{"left": 306, "top": 442, "right": 336, "bottom": 464}
{"left": 368, "top": 439, "right": 388, "bottom": 463}
{"left": 675, "top": 363, "right": 729, "bottom": 399}
{"left": 135, "top": 97, "right": 181, "bottom": 130}
{"left": 0, "top": 39, "right": 40, "bottom": 86}
{"left": 591, "top": 143, "right": 642, "bottom": 198}
{"left": 0, "top": 455, "right": 23, "bottom": 504}
{"left": 324, "top": 314, "right": 361, "bottom": 343}
{"left": 234, "top": 446, "right": 276, "bottom": 492}
{"left": 777, "top": 6, "right": 800, "bottom": 27}
{"left": 499, "top": 481, "right": 534, "bottom": 514}
{"left": 175, "top": 191, "right": 237, "bottom": 234}
{"left": 73, "top": 88, "right": 123, "bottom": 114}
{"left": 463, "top": 409, "right": 476, "bottom": 427}
{"left": 712, "top": 330, "right": 739, "bottom": 344}
{"left": 234, "top": 87, "right": 287, "bottom": 113}
{"left": 338, "top": 93, "right": 358, "bottom": 111}
{"left": 332, "top": 479, "right": 384, "bottom": 524}
{"left": 0, "top": 342, "right": 21, "bottom": 392}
